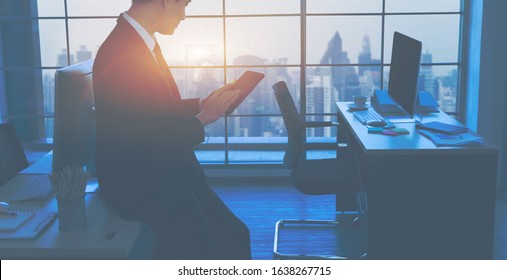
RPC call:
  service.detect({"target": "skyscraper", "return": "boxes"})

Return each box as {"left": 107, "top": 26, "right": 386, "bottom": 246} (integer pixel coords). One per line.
{"left": 358, "top": 34, "right": 381, "bottom": 98}
{"left": 57, "top": 49, "right": 74, "bottom": 67}
{"left": 76, "top": 45, "right": 92, "bottom": 63}
{"left": 320, "top": 31, "right": 360, "bottom": 101}
{"left": 420, "top": 51, "right": 435, "bottom": 99}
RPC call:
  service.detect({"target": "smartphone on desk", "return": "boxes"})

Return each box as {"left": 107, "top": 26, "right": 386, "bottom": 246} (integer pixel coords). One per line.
{"left": 224, "top": 71, "right": 265, "bottom": 115}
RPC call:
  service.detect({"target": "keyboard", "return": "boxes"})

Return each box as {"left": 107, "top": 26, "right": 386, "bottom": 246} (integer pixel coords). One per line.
{"left": 353, "top": 108, "right": 385, "bottom": 124}
{"left": 10, "top": 175, "right": 53, "bottom": 201}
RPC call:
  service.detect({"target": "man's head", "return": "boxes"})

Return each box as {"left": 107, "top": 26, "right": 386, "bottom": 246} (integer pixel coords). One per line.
{"left": 130, "top": 0, "right": 190, "bottom": 35}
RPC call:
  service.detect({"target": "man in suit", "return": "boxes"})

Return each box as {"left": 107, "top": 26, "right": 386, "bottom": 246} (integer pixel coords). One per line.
{"left": 93, "top": 0, "right": 251, "bottom": 259}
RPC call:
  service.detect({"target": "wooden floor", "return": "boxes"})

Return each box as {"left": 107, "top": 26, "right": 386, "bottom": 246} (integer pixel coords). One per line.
{"left": 211, "top": 182, "right": 507, "bottom": 260}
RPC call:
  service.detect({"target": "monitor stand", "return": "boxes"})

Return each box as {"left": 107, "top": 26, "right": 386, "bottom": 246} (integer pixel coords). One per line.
{"left": 380, "top": 101, "right": 423, "bottom": 124}
{"left": 383, "top": 113, "right": 417, "bottom": 123}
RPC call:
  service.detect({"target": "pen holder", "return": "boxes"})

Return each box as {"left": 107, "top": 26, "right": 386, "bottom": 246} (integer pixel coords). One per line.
{"left": 50, "top": 166, "right": 89, "bottom": 232}
{"left": 57, "top": 196, "right": 86, "bottom": 232}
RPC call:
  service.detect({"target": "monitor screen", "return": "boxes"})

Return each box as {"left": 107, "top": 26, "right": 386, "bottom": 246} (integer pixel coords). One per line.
{"left": 0, "top": 123, "right": 29, "bottom": 186}
{"left": 52, "top": 60, "right": 95, "bottom": 174}
{"left": 388, "top": 32, "right": 422, "bottom": 117}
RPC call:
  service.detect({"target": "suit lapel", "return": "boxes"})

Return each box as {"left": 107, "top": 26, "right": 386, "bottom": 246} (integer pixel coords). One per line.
{"left": 153, "top": 43, "right": 181, "bottom": 101}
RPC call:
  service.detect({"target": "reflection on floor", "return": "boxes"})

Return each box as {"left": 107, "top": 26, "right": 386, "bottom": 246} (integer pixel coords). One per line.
{"left": 212, "top": 182, "right": 507, "bottom": 260}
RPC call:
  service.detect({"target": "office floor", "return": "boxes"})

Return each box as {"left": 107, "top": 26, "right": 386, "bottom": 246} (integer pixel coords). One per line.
{"left": 211, "top": 181, "right": 507, "bottom": 260}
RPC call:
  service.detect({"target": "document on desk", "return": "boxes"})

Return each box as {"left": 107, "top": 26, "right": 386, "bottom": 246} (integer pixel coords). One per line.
{"left": 0, "top": 211, "right": 56, "bottom": 240}
{"left": 0, "top": 209, "right": 35, "bottom": 231}
{"left": 418, "top": 129, "right": 484, "bottom": 147}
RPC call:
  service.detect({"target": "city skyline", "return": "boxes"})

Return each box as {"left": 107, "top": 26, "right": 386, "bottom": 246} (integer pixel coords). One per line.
{"left": 34, "top": 1, "right": 461, "bottom": 139}
{"left": 43, "top": 30, "right": 458, "bottom": 138}
{"left": 36, "top": 1, "right": 461, "bottom": 77}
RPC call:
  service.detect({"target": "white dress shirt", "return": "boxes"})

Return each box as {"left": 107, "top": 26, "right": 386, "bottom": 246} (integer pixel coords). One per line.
{"left": 122, "top": 12, "right": 157, "bottom": 58}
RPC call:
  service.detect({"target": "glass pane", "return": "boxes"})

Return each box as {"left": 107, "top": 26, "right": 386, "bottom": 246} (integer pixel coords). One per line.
{"left": 37, "top": 0, "right": 65, "bottom": 17}
{"left": 45, "top": 117, "right": 54, "bottom": 139}
{"left": 227, "top": 116, "right": 286, "bottom": 163}
{"left": 195, "top": 118, "right": 226, "bottom": 164}
{"left": 386, "top": 0, "right": 461, "bottom": 13}
{"left": 226, "top": 67, "right": 300, "bottom": 115}
{"left": 228, "top": 116, "right": 287, "bottom": 138}
{"left": 42, "top": 69, "right": 56, "bottom": 116}
{"left": 226, "top": 17, "right": 300, "bottom": 65}
{"left": 158, "top": 18, "right": 224, "bottom": 67}
{"left": 307, "top": 0, "right": 382, "bottom": 14}
{"left": 384, "top": 15, "right": 460, "bottom": 63}
{"left": 305, "top": 115, "right": 338, "bottom": 139}
{"left": 67, "top": 0, "right": 131, "bottom": 16}
{"left": 170, "top": 68, "right": 225, "bottom": 100}
{"left": 306, "top": 16, "right": 382, "bottom": 64}
{"left": 68, "top": 19, "right": 118, "bottom": 63}
{"left": 38, "top": 19, "right": 67, "bottom": 67}
{"left": 187, "top": 0, "right": 223, "bottom": 16}
{"left": 422, "top": 65, "right": 459, "bottom": 113}
{"left": 383, "top": 65, "right": 459, "bottom": 113}
{"left": 307, "top": 66, "right": 381, "bottom": 112}
{"left": 225, "top": 0, "right": 299, "bottom": 14}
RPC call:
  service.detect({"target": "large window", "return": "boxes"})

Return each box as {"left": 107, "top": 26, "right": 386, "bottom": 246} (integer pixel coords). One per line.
{"left": 0, "top": 0, "right": 464, "bottom": 164}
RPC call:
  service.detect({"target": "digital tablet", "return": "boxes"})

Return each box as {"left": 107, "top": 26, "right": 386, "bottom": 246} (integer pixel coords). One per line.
{"left": 225, "top": 71, "right": 265, "bottom": 115}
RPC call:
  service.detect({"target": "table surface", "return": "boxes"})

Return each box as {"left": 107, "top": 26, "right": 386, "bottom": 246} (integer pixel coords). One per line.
{"left": 0, "top": 173, "right": 143, "bottom": 259}
{"left": 336, "top": 102, "right": 498, "bottom": 156}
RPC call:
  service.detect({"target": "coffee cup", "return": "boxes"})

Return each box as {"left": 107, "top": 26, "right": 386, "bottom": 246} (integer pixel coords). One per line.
{"left": 353, "top": 95, "right": 367, "bottom": 108}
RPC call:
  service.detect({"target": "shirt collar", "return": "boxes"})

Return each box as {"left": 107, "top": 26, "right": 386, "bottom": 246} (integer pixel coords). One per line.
{"left": 121, "top": 12, "right": 156, "bottom": 53}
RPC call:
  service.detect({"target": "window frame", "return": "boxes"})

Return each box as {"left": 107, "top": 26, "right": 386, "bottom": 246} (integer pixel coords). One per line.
{"left": 0, "top": 0, "right": 467, "bottom": 164}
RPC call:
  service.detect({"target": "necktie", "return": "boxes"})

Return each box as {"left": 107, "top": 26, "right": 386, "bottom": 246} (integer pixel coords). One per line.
{"left": 153, "top": 42, "right": 180, "bottom": 101}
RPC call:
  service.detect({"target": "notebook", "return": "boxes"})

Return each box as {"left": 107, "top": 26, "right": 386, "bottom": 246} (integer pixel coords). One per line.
{"left": 0, "top": 211, "right": 56, "bottom": 239}
{"left": 418, "top": 129, "right": 483, "bottom": 147}
{"left": 0, "top": 209, "right": 35, "bottom": 231}
{"left": 416, "top": 121, "right": 468, "bottom": 135}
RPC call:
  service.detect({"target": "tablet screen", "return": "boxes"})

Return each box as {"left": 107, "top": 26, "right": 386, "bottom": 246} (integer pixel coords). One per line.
{"left": 225, "top": 71, "right": 265, "bottom": 115}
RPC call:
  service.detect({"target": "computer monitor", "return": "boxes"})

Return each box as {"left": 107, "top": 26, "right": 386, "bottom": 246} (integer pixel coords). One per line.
{"left": 52, "top": 60, "right": 95, "bottom": 174}
{"left": 0, "top": 123, "right": 29, "bottom": 186}
{"left": 388, "top": 32, "right": 422, "bottom": 118}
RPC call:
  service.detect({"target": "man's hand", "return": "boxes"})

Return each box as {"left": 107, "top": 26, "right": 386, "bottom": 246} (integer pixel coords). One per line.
{"left": 197, "top": 84, "right": 240, "bottom": 125}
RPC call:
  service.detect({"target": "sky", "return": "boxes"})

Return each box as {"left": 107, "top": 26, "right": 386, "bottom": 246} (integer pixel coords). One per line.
{"left": 36, "top": 0, "right": 462, "bottom": 75}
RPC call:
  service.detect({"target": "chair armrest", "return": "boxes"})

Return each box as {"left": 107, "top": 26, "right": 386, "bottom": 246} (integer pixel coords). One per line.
{"left": 302, "top": 121, "right": 339, "bottom": 128}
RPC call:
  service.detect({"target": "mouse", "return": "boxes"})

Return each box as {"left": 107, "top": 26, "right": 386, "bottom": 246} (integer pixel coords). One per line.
{"left": 0, "top": 201, "right": 10, "bottom": 212}
{"left": 366, "top": 120, "right": 387, "bottom": 127}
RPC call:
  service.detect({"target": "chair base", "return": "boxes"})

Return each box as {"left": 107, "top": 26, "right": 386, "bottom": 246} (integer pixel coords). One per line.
{"left": 273, "top": 219, "right": 365, "bottom": 260}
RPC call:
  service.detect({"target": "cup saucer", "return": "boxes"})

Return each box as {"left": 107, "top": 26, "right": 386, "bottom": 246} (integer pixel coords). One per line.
{"left": 347, "top": 103, "right": 370, "bottom": 111}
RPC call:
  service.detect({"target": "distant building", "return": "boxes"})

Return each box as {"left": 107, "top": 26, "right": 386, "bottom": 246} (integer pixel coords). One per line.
{"left": 57, "top": 49, "right": 74, "bottom": 67}
{"left": 320, "top": 31, "right": 360, "bottom": 101}
{"left": 358, "top": 35, "right": 381, "bottom": 98}
{"left": 76, "top": 45, "right": 92, "bottom": 63}
{"left": 419, "top": 51, "right": 435, "bottom": 99}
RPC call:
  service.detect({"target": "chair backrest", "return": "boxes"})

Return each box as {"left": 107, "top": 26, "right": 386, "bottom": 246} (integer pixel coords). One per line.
{"left": 53, "top": 60, "right": 96, "bottom": 175}
{"left": 272, "top": 81, "right": 305, "bottom": 169}
{"left": 0, "top": 123, "right": 29, "bottom": 186}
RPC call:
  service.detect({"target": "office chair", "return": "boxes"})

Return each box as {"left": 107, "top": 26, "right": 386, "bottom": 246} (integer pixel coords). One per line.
{"left": 272, "top": 81, "right": 366, "bottom": 259}
{"left": 0, "top": 123, "right": 29, "bottom": 186}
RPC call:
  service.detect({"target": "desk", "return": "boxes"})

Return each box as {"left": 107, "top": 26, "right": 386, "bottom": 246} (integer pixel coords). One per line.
{"left": 336, "top": 102, "right": 498, "bottom": 259}
{"left": 0, "top": 162, "right": 150, "bottom": 259}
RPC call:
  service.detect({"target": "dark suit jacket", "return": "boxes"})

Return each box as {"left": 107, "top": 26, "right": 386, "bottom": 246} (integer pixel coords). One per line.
{"left": 93, "top": 16, "right": 206, "bottom": 221}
